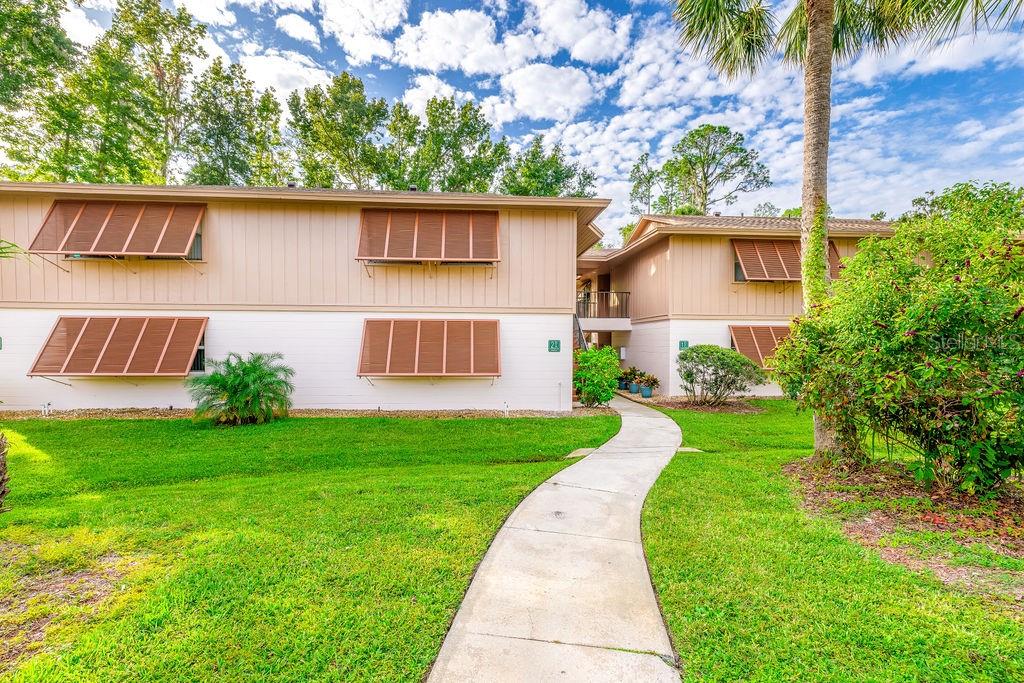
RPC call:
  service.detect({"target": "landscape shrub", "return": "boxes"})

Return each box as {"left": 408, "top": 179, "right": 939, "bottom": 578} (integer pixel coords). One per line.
{"left": 187, "top": 352, "right": 296, "bottom": 425}
{"left": 677, "top": 344, "right": 765, "bottom": 405}
{"left": 573, "top": 346, "right": 621, "bottom": 407}
{"left": 640, "top": 373, "right": 660, "bottom": 390}
{"left": 772, "top": 182, "right": 1024, "bottom": 494}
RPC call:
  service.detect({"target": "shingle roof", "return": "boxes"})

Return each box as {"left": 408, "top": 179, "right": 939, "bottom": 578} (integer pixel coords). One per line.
{"left": 641, "top": 214, "right": 891, "bottom": 234}
{"left": 579, "top": 213, "right": 892, "bottom": 262}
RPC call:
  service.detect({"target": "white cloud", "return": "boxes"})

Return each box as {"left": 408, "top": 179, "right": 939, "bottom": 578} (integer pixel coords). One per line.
{"left": 393, "top": 9, "right": 536, "bottom": 75}
{"left": 842, "top": 32, "right": 1024, "bottom": 85}
{"left": 319, "top": 0, "right": 407, "bottom": 65}
{"left": 174, "top": 0, "right": 236, "bottom": 26}
{"left": 276, "top": 13, "right": 320, "bottom": 49}
{"left": 943, "top": 106, "right": 1024, "bottom": 162}
{"left": 238, "top": 48, "right": 333, "bottom": 100}
{"left": 524, "top": 0, "right": 633, "bottom": 63}
{"left": 401, "top": 75, "right": 474, "bottom": 117}
{"left": 236, "top": 0, "right": 315, "bottom": 11}
{"left": 484, "top": 64, "right": 598, "bottom": 125}
{"left": 60, "top": 5, "right": 104, "bottom": 45}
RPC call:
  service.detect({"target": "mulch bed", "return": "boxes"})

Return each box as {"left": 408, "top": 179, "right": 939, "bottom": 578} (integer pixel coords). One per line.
{"left": 0, "top": 407, "right": 614, "bottom": 421}
{"left": 615, "top": 390, "right": 765, "bottom": 414}
{"left": 787, "top": 457, "right": 1024, "bottom": 606}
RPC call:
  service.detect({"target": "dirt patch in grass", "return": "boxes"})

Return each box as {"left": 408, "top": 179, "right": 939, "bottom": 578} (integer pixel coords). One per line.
{"left": 787, "top": 458, "right": 1024, "bottom": 608}
{"left": 0, "top": 549, "right": 127, "bottom": 673}
{"left": 0, "top": 406, "right": 614, "bottom": 421}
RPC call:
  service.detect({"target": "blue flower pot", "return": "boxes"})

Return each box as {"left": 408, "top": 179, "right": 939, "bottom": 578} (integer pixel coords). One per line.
{"left": 618, "top": 380, "right": 628, "bottom": 390}
{"left": 629, "top": 382, "right": 640, "bottom": 394}
{"left": 640, "top": 386, "right": 653, "bottom": 398}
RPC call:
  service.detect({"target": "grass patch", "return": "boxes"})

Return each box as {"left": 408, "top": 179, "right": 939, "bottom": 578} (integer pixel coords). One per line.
{"left": 0, "top": 415, "right": 619, "bottom": 681}
{"left": 643, "top": 399, "right": 1024, "bottom": 682}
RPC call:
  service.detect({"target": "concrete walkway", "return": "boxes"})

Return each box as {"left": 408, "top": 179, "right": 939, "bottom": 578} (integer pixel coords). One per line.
{"left": 428, "top": 396, "right": 682, "bottom": 682}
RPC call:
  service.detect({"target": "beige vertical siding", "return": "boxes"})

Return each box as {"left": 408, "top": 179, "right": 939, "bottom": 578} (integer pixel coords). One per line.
{"left": 609, "top": 240, "right": 670, "bottom": 322}
{"left": 667, "top": 235, "right": 863, "bottom": 319}
{"left": 604, "top": 234, "right": 864, "bottom": 321}
{"left": 0, "top": 194, "right": 577, "bottom": 311}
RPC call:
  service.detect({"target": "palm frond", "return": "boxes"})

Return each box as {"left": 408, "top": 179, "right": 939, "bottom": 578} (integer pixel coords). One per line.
{"left": 674, "top": 0, "right": 779, "bottom": 78}
{"left": 0, "top": 240, "right": 24, "bottom": 259}
{"left": 778, "top": 0, "right": 920, "bottom": 66}
{"left": 187, "top": 351, "right": 295, "bottom": 425}
{"left": 896, "top": 0, "right": 1023, "bottom": 41}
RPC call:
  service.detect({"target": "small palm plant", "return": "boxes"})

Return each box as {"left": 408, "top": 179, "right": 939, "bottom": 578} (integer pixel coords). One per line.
{"left": 187, "top": 352, "right": 295, "bottom": 425}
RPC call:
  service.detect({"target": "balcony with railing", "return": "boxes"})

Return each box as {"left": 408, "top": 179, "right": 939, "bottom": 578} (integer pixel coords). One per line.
{"left": 575, "top": 291, "right": 631, "bottom": 331}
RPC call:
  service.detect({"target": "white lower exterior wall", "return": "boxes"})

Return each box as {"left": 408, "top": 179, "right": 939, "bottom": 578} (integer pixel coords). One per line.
{"left": 614, "top": 318, "right": 785, "bottom": 397}
{"left": 0, "top": 309, "right": 574, "bottom": 412}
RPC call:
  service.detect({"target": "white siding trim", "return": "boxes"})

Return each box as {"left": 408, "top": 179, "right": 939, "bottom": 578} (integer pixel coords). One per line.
{"left": 0, "top": 309, "right": 573, "bottom": 411}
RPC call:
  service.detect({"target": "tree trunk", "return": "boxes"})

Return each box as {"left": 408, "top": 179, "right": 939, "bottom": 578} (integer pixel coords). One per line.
{"left": 801, "top": 0, "right": 838, "bottom": 455}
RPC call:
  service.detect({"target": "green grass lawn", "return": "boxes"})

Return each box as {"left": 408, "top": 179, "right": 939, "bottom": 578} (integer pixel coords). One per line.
{"left": 0, "top": 414, "right": 619, "bottom": 682}
{"left": 643, "top": 400, "right": 1024, "bottom": 682}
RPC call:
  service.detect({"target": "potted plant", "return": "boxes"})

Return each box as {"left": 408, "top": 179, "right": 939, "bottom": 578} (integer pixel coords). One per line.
{"left": 617, "top": 371, "right": 629, "bottom": 390}
{"left": 626, "top": 366, "right": 642, "bottom": 394}
{"left": 640, "top": 373, "right": 660, "bottom": 399}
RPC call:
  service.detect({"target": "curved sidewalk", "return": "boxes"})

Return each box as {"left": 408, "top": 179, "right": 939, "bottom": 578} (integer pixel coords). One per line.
{"left": 428, "top": 396, "right": 682, "bottom": 682}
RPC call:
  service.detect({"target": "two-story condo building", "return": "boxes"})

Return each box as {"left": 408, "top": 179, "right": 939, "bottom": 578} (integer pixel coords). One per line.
{"left": 576, "top": 213, "right": 893, "bottom": 396}
{"left": 0, "top": 182, "right": 607, "bottom": 412}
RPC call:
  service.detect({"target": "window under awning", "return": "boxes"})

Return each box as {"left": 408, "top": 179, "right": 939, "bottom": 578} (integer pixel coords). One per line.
{"left": 358, "top": 319, "right": 501, "bottom": 377}
{"left": 29, "top": 316, "right": 208, "bottom": 376}
{"left": 29, "top": 200, "right": 205, "bottom": 257}
{"left": 732, "top": 239, "right": 843, "bottom": 281}
{"left": 729, "top": 325, "right": 791, "bottom": 368}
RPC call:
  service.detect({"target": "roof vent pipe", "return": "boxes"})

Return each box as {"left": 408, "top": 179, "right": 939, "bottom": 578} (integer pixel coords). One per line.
{"left": 713, "top": 211, "right": 722, "bottom": 216}
{"left": 286, "top": 181, "right": 297, "bottom": 188}
{"left": 408, "top": 184, "right": 418, "bottom": 192}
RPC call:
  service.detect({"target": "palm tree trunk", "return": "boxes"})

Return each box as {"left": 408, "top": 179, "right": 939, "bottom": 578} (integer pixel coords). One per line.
{"left": 800, "top": 0, "right": 838, "bottom": 454}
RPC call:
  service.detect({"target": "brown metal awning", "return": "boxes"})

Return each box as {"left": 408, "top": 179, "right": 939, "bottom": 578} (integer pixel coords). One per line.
{"left": 358, "top": 319, "right": 501, "bottom": 376}
{"left": 29, "top": 316, "right": 208, "bottom": 376}
{"left": 29, "top": 200, "right": 205, "bottom": 256}
{"left": 732, "top": 239, "right": 843, "bottom": 281}
{"left": 357, "top": 209, "right": 500, "bottom": 262}
{"left": 729, "top": 325, "right": 791, "bottom": 367}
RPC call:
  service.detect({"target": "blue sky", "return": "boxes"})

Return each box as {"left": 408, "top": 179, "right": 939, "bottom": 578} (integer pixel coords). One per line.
{"left": 64, "top": 0, "right": 1024, "bottom": 241}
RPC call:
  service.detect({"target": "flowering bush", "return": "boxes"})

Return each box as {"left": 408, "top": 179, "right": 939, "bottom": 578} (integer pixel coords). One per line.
{"left": 772, "top": 182, "right": 1024, "bottom": 493}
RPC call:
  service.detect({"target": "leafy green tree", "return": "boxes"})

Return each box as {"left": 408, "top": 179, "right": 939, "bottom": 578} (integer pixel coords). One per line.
{"left": 112, "top": 0, "right": 206, "bottom": 181}
{"left": 619, "top": 222, "right": 637, "bottom": 243}
{"left": 0, "top": 0, "right": 74, "bottom": 111}
{"left": 379, "top": 97, "right": 510, "bottom": 192}
{"left": 248, "top": 91, "right": 292, "bottom": 187}
{"left": 669, "top": 124, "right": 770, "bottom": 214}
{"left": 654, "top": 157, "right": 689, "bottom": 214}
{"left": 754, "top": 202, "right": 780, "bottom": 217}
{"left": 287, "top": 72, "right": 388, "bottom": 189}
{"left": 870, "top": 210, "right": 887, "bottom": 221}
{"left": 628, "top": 152, "right": 660, "bottom": 215}
{"left": 772, "top": 182, "right": 1024, "bottom": 491}
{"left": 673, "top": 0, "right": 1024, "bottom": 453}
{"left": 184, "top": 59, "right": 258, "bottom": 186}
{"left": 5, "top": 34, "right": 160, "bottom": 183}
{"left": 498, "top": 135, "right": 595, "bottom": 197}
